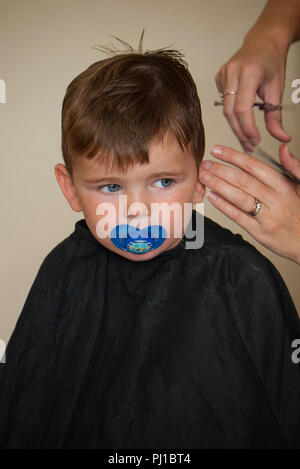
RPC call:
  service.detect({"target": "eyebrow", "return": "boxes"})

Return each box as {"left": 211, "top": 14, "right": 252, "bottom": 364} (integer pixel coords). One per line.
{"left": 83, "top": 170, "right": 185, "bottom": 184}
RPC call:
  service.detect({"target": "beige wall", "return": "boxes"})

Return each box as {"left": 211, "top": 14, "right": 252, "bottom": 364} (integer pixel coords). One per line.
{"left": 0, "top": 0, "right": 299, "bottom": 343}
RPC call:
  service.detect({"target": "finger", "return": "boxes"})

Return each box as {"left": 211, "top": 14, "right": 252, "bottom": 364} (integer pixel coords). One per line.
{"left": 263, "top": 80, "right": 291, "bottom": 142}
{"left": 200, "top": 170, "right": 262, "bottom": 213}
{"left": 222, "top": 95, "right": 254, "bottom": 153}
{"left": 215, "top": 68, "right": 224, "bottom": 94}
{"left": 199, "top": 160, "right": 272, "bottom": 208}
{"left": 279, "top": 143, "right": 300, "bottom": 179}
{"left": 210, "top": 145, "right": 292, "bottom": 190}
{"left": 221, "top": 67, "right": 253, "bottom": 151}
{"left": 233, "top": 67, "right": 262, "bottom": 145}
{"left": 206, "top": 191, "right": 263, "bottom": 230}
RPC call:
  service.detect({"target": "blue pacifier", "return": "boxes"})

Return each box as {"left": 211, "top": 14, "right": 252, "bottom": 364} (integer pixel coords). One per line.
{"left": 110, "top": 224, "right": 167, "bottom": 254}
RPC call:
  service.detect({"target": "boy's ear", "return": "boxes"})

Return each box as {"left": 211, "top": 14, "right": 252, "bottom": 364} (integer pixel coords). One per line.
{"left": 192, "top": 176, "right": 206, "bottom": 204}
{"left": 54, "top": 164, "right": 82, "bottom": 212}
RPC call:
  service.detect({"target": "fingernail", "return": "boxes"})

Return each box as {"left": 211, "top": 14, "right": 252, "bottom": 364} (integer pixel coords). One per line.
{"left": 249, "top": 138, "right": 259, "bottom": 146}
{"left": 242, "top": 142, "right": 254, "bottom": 154}
{"left": 211, "top": 145, "right": 222, "bottom": 155}
{"left": 280, "top": 142, "right": 292, "bottom": 157}
{"left": 200, "top": 161, "right": 212, "bottom": 169}
{"left": 285, "top": 144, "right": 295, "bottom": 158}
{"left": 207, "top": 191, "right": 219, "bottom": 201}
{"left": 199, "top": 171, "right": 211, "bottom": 182}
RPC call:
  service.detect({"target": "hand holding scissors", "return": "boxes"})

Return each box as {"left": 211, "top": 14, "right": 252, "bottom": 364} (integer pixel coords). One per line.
{"left": 199, "top": 144, "right": 300, "bottom": 265}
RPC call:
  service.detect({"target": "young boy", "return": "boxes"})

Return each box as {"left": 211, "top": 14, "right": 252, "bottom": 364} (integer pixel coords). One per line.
{"left": 0, "top": 37, "right": 300, "bottom": 449}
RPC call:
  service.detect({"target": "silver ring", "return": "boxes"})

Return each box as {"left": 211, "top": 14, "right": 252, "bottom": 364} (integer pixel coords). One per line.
{"left": 249, "top": 199, "right": 262, "bottom": 217}
{"left": 220, "top": 91, "right": 237, "bottom": 98}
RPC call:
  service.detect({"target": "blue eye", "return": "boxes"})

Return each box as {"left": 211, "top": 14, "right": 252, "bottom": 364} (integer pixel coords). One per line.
{"left": 154, "top": 178, "right": 174, "bottom": 188}
{"left": 99, "top": 184, "right": 121, "bottom": 193}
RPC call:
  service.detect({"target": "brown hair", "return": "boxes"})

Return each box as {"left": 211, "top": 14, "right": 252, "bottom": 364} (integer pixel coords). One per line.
{"left": 61, "top": 31, "right": 205, "bottom": 178}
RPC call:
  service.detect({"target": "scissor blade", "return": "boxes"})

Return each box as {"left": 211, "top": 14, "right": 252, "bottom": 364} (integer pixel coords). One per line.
{"left": 254, "top": 147, "right": 283, "bottom": 170}
{"left": 254, "top": 147, "right": 300, "bottom": 184}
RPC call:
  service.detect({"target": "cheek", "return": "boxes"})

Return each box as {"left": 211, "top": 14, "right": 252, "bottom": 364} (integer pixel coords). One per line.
{"left": 76, "top": 191, "right": 109, "bottom": 227}
{"left": 169, "top": 183, "right": 196, "bottom": 204}
{"left": 167, "top": 185, "right": 196, "bottom": 234}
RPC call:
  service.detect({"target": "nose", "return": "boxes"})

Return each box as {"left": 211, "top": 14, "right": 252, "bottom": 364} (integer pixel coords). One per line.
{"left": 121, "top": 188, "right": 152, "bottom": 223}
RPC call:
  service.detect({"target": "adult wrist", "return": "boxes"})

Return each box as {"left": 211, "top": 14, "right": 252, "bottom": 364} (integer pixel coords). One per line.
{"left": 242, "top": 24, "right": 292, "bottom": 56}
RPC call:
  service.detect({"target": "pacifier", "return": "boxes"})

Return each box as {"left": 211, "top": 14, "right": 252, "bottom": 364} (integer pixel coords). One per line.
{"left": 110, "top": 224, "right": 167, "bottom": 254}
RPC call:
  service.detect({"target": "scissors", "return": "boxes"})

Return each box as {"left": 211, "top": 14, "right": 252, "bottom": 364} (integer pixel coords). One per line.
{"left": 214, "top": 99, "right": 299, "bottom": 184}
{"left": 213, "top": 100, "right": 295, "bottom": 112}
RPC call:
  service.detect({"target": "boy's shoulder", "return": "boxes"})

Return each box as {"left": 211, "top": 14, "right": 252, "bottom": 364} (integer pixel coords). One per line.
{"left": 199, "top": 212, "right": 300, "bottom": 332}
{"left": 40, "top": 219, "right": 100, "bottom": 270}
{"left": 200, "top": 213, "right": 273, "bottom": 291}
{"left": 194, "top": 210, "right": 270, "bottom": 275}
{"left": 194, "top": 211, "right": 299, "bottom": 324}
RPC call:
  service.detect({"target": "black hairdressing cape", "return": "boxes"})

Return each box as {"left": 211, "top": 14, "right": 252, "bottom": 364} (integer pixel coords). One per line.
{"left": 1, "top": 210, "right": 300, "bottom": 449}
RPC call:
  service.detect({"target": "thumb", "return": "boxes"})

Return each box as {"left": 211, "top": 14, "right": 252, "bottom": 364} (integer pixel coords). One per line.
{"left": 264, "top": 108, "right": 291, "bottom": 142}
{"left": 263, "top": 82, "right": 291, "bottom": 142}
{"left": 279, "top": 143, "right": 300, "bottom": 180}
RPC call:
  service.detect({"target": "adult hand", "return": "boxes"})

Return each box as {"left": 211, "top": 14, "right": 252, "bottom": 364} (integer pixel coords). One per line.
{"left": 215, "top": 35, "right": 291, "bottom": 154}
{"left": 199, "top": 144, "right": 300, "bottom": 264}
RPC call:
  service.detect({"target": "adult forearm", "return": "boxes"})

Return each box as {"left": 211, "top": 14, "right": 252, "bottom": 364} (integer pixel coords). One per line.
{"left": 243, "top": 0, "right": 300, "bottom": 49}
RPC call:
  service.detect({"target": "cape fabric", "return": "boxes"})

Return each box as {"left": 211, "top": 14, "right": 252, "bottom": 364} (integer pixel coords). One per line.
{"left": 0, "top": 210, "right": 300, "bottom": 449}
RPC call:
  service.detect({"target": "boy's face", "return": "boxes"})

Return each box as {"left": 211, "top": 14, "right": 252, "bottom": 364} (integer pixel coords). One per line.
{"left": 55, "top": 130, "right": 205, "bottom": 262}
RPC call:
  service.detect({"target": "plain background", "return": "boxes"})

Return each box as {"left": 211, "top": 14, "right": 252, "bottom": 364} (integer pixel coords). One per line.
{"left": 0, "top": 0, "right": 299, "bottom": 343}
